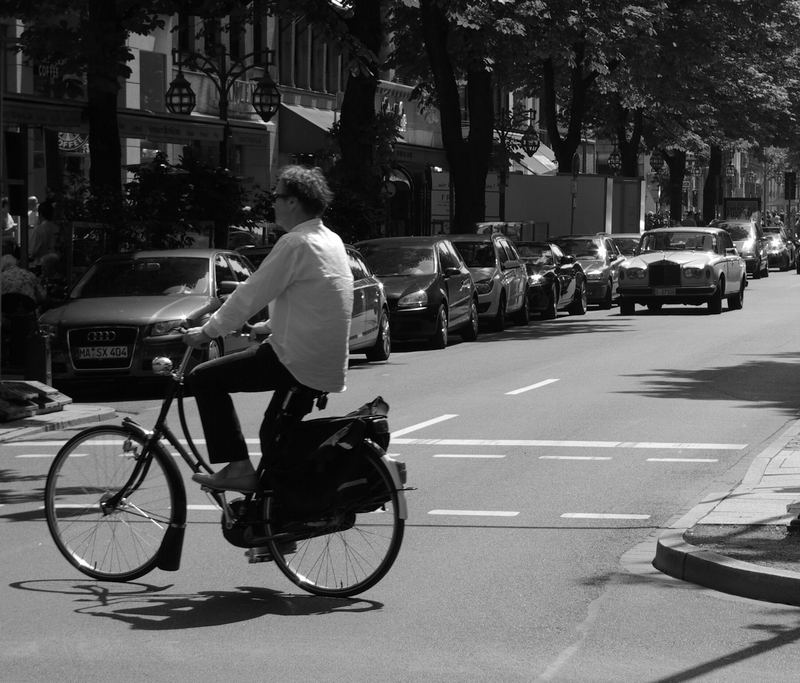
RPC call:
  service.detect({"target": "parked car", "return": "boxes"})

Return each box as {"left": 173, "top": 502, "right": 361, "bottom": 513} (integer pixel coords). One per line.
{"left": 236, "top": 244, "right": 274, "bottom": 268}
{"left": 448, "top": 233, "right": 529, "bottom": 330}
{"left": 617, "top": 227, "right": 746, "bottom": 315}
{"left": 709, "top": 218, "right": 769, "bottom": 278}
{"left": 762, "top": 225, "right": 796, "bottom": 271}
{"left": 38, "top": 249, "right": 266, "bottom": 385}
{"left": 355, "top": 236, "right": 479, "bottom": 349}
{"left": 346, "top": 245, "right": 391, "bottom": 361}
{"left": 607, "top": 233, "right": 643, "bottom": 258}
{"left": 552, "top": 234, "right": 625, "bottom": 308}
{"left": 515, "top": 241, "right": 587, "bottom": 318}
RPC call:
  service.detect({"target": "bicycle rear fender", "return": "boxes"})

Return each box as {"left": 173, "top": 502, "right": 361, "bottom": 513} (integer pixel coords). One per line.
{"left": 364, "top": 439, "right": 408, "bottom": 520}
{"left": 122, "top": 418, "right": 188, "bottom": 572}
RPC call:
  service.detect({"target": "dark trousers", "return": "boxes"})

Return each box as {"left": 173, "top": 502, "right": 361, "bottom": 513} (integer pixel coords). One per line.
{"left": 185, "top": 343, "right": 300, "bottom": 465}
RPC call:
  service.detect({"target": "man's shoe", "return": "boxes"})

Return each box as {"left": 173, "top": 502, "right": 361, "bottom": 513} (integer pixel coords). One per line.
{"left": 192, "top": 470, "right": 259, "bottom": 492}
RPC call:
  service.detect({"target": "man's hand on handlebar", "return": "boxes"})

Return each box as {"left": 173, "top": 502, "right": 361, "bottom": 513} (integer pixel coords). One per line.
{"left": 183, "top": 327, "right": 212, "bottom": 348}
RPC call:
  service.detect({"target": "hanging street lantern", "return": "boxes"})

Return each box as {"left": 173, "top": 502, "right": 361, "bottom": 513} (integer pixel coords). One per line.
{"left": 165, "top": 69, "right": 196, "bottom": 115}
{"left": 608, "top": 146, "right": 622, "bottom": 174}
{"left": 520, "top": 121, "right": 540, "bottom": 157}
{"left": 649, "top": 149, "right": 665, "bottom": 174}
{"left": 252, "top": 70, "right": 281, "bottom": 122}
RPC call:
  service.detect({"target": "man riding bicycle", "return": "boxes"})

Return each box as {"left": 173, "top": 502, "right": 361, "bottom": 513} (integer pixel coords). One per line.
{"left": 183, "top": 165, "right": 353, "bottom": 492}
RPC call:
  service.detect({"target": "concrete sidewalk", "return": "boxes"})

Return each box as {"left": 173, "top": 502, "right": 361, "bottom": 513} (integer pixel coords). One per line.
{"left": 0, "top": 402, "right": 116, "bottom": 444}
{"left": 654, "top": 417, "right": 800, "bottom": 606}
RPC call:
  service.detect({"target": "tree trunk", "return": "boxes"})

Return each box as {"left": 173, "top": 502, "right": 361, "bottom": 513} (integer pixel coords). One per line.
{"left": 703, "top": 145, "right": 722, "bottom": 223}
{"left": 339, "top": 0, "right": 381, "bottom": 189}
{"left": 420, "top": 0, "right": 492, "bottom": 232}
{"left": 617, "top": 107, "right": 643, "bottom": 178}
{"left": 664, "top": 149, "right": 687, "bottom": 224}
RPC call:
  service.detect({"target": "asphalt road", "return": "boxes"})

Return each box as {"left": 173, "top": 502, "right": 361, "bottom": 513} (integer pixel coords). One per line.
{"left": 3, "top": 268, "right": 800, "bottom": 681}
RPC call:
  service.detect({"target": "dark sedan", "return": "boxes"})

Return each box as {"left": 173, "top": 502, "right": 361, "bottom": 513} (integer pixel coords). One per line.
{"left": 552, "top": 234, "right": 625, "bottom": 308}
{"left": 355, "top": 236, "right": 479, "bottom": 349}
{"left": 515, "top": 242, "right": 588, "bottom": 318}
{"left": 38, "top": 249, "right": 264, "bottom": 384}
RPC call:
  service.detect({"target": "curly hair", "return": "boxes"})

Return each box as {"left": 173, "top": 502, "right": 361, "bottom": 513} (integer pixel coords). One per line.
{"left": 277, "top": 165, "right": 333, "bottom": 216}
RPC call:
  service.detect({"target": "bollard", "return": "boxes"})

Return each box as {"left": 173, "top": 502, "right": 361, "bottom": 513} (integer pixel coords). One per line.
{"left": 24, "top": 327, "right": 52, "bottom": 386}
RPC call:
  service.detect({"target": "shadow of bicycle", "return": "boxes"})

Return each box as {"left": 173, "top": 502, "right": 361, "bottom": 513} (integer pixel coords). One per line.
{"left": 10, "top": 580, "right": 382, "bottom": 629}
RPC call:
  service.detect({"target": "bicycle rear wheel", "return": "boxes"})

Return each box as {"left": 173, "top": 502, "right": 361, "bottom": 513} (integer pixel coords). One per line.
{"left": 44, "top": 425, "right": 178, "bottom": 581}
{"left": 265, "top": 448, "right": 405, "bottom": 597}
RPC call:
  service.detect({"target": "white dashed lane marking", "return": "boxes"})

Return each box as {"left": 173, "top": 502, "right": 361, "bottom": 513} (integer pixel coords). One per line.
{"left": 562, "top": 513, "right": 651, "bottom": 520}
{"left": 433, "top": 453, "right": 506, "bottom": 459}
{"left": 392, "top": 438, "right": 745, "bottom": 450}
{"left": 429, "top": 509, "right": 519, "bottom": 517}
{"left": 391, "top": 414, "right": 458, "bottom": 438}
{"left": 505, "top": 378, "right": 560, "bottom": 395}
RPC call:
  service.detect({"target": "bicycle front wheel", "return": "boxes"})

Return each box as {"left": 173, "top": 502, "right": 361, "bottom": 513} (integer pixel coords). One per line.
{"left": 265, "top": 447, "right": 405, "bottom": 597}
{"left": 45, "top": 425, "right": 178, "bottom": 581}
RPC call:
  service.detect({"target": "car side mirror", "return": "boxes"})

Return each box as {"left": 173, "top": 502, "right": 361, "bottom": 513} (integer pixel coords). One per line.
{"left": 725, "top": 248, "right": 738, "bottom": 257}
{"left": 503, "top": 259, "right": 521, "bottom": 270}
{"left": 444, "top": 267, "right": 462, "bottom": 277}
{"left": 217, "top": 280, "right": 239, "bottom": 298}
{"left": 561, "top": 255, "right": 575, "bottom": 264}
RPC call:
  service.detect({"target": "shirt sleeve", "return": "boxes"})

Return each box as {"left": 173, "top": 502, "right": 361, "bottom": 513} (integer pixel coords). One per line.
{"left": 201, "top": 236, "right": 301, "bottom": 339}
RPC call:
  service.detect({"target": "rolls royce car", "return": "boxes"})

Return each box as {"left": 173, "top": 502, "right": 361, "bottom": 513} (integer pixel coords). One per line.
{"left": 38, "top": 249, "right": 265, "bottom": 385}
{"left": 616, "top": 227, "right": 746, "bottom": 315}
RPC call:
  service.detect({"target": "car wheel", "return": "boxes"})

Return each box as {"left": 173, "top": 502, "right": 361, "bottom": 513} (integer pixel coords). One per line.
{"left": 619, "top": 300, "right": 635, "bottom": 315}
{"left": 492, "top": 294, "right": 507, "bottom": 331}
{"left": 513, "top": 290, "right": 530, "bottom": 326}
{"left": 727, "top": 277, "right": 745, "bottom": 310}
{"left": 600, "top": 281, "right": 613, "bottom": 309}
{"left": 796, "top": 256, "right": 800, "bottom": 274}
{"left": 365, "top": 308, "right": 391, "bottom": 361}
{"left": 781, "top": 255, "right": 790, "bottom": 271}
{"left": 646, "top": 302, "right": 662, "bottom": 313}
{"left": 430, "top": 305, "right": 448, "bottom": 349}
{"left": 460, "top": 298, "right": 479, "bottom": 341}
{"left": 567, "top": 279, "right": 587, "bottom": 316}
{"left": 541, "top": 284, "right": 558, "bottom": 320}
{"left": 752, "top": 260, "right": 761, "bottom": 279}
{"left": 707, "top": 278, "right": 723, "bottom": 314}
{"left": 762, "top": 259, "right": 769, "bottom": 277}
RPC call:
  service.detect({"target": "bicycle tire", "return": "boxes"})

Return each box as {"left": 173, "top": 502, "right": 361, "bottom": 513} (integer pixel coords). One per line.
{"left": 44, "top": 425, "right": 180, "bottom": 582}
{"left": 265, "top": 446, "right": 405, "bottom": 597}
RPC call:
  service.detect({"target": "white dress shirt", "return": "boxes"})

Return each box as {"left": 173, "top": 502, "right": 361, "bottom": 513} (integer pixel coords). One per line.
{"left": 202, "top": 218, "right": 353, "bottom": 392}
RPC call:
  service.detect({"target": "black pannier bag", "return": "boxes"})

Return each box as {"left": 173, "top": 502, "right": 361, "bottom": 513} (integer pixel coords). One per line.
{"left": 269, "top": 397, "right": 394, "bottom": 517}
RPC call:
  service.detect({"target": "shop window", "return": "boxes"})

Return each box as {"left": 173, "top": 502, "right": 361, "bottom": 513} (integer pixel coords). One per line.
{"left": 140, "top": 51, "right": 166, "bottom": 113}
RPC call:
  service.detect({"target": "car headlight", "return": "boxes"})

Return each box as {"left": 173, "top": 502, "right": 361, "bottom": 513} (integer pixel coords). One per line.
{"left": 739, "top": 239, "right": 755, "bottom": 256}
{"left": 620, "top": 268, "right": 646, "bottom": 280}
{"left": 683, "top": 266, "right": 711, "bottom": 280}
{"left": 149, "top": 319, "right": 186, "bottom": 336}
{"left": 584, "top": 269, "right": 605, "bottom": 280}
{"left": 397, "top": 290, "right": 428, "bottom": 308}
{"left": 528, "top": 273, "right": 543, "bottom": 285}
{"left": 38, "top": 322, "right": 58, "bottom": 337}
{"left": 473, "top": 279, "right": 495, "bottom": 294}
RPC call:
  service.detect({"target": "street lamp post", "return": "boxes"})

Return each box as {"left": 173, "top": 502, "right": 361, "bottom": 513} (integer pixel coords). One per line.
{"left": 165, "top": 46, "right": 281, "bottom": 169}
{"left": 493, "top": 107, "right": 539, "bottom": 221}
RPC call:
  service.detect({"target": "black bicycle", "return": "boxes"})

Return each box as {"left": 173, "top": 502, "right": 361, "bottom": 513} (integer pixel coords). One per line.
{"left": 44, "top": 346, "right": 408, "bottom": 597}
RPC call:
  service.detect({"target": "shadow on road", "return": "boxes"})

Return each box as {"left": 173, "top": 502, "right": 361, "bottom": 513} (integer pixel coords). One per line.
{"left": 10, "top": 580, "right": 382, "bottom": 628}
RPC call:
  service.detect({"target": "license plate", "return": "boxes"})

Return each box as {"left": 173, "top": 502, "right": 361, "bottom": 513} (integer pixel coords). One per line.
{"left": 654, "top": 287, "right": 675, "bottom": 296}
{"left": 77, "top": 346, "right": 129, "bottom": 360}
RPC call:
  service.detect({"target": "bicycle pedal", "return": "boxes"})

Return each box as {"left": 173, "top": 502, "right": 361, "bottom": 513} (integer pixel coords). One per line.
{"left": 245, "top": 548, "right": 274, "bottom": 564}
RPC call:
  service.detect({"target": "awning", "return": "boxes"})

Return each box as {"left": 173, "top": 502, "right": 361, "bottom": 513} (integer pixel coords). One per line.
{"left": 118, "top": 109, "right": 225, "bottom": 142}
{"left": 518, "top": 142, "right": 558, "bottom": 176}
{"left": 279, "top": 103, "right": 336, "bottom": 154}
{"left": 3, "top": 94, "right": 84, "bottom": 130}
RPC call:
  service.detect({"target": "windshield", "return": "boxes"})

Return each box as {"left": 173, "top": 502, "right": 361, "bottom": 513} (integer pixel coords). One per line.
{"left": 640, "top": 232, "right": 714, "bottom": 252}
{"left": 516, "top": 244, "right": 555, "bottom": 266}
{"left": 358, "top": 245, "right": 436, "bottom": 277}
{"left": 451, "top": 242, "right": 495, "bottom": 268}
{"left": 71, "top": 257, "right": 211, "bottom": 298}
{"left": 717, "top": 223, "right": 752, "bottom": 240}
{"left": 613, "top": 237, "right": 640, "bottom": 256}
{"left": 555, "top": 238, "right": 603, "bottom": 259}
